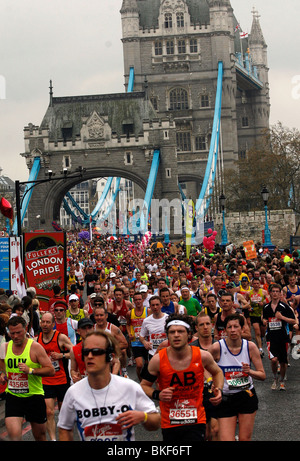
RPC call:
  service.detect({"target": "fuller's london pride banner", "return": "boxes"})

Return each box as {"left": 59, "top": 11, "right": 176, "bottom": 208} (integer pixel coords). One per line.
{"left": 23, "top": 232, "right": 66, "bottom": 311}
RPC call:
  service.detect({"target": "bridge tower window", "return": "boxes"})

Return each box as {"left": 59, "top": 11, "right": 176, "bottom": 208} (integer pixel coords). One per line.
{"left": 169, "top": 88, "right": 189, "bottom": 110}
{"left": 201, "top": 94, "right": 209, "bottom": 108}
{"left": 190, "top": 39, "right": 198, "bottom": 53}
{"left": 164, "top": 13, "right": 172, "bottom": 29}
{"left": 176, "top": 12, "right": 184, "bottom": 28}
{"left": 154, "top": 41, "right": 163, "bottom": 56}
{"left": 176, "top": 132, "right": 191, "bottom": 151}
{"left": 124, "top": 152, "right": 133, "bottom": 165}
{"left": 178, "top": 40, "right": 186, "bottom": 54}
{"left": 242, "top": 116, "right": 249, "bottom": 127}
{"left": 166, "top": 40, "right": 174, "bottom": 55}
{"left": 195, "top": 136, "right": 207, "bottom": 151}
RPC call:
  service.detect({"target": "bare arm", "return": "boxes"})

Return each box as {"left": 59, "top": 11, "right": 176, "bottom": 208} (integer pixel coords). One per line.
{"left": 242, "top": 341, "right": 266, "bottom": 381}
{"left": 70, "top": 348, "right": 81, "bottom": 383}
{"left": 138, "top": 334, "right": 152, "bottom": 351}
{"left": 208, "top": 342, "right": 221, "bottom": 363}
{"left": 50, "top": 334, "right": 73, "bottom": 361}
{"left": 126, "top": 310, "right": 134, "bottom": 341}
{"left": 18, "top": 341, "right": 55, "bottom": 377}
{"left": 140, "top": 353, "right": 175, "bottom": 402}
{"left": 112, "top": 325, "right": 128, "bottom": 350}
{"left": 241, "top": 318, "right": 252, "bottom": 340}
{"left": 116, "top": 410, "right": 160, "bottom": 432}
{"left": 58, "top": 428, "right": 73, "bottom": 441}
{"left": 107, "top": 301, "right": 113, "bottom": 313}
{"left": 275, "top": 310, "right": 297, "bottom": 326}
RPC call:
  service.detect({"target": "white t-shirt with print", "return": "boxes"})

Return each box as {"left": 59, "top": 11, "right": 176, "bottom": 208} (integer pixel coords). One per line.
{"left": 57, "top": 374, "right": 157, "bottom": 441}
{"left": 140, "top": 313, "right": 168, "bottom": 356}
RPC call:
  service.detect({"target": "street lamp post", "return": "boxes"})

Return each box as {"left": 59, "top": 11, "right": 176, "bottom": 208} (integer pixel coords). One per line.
{"left": 15, "top": 166, "right": 86, "bottom": 236}
{"left": 261, "top": 185, "right": 274, "bottom": 249}
{"left": 219, "top": 192, "right": 228, "bottom": 246}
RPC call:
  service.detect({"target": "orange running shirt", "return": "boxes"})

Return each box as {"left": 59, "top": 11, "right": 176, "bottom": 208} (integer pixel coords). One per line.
{"left": 157, "top": 346, "right": 206, "bottom": 429}
{"left": 37, "top": 330, "right": 67, "bottom": 385}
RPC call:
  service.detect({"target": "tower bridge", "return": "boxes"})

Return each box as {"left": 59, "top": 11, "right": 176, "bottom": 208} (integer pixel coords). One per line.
{"left": 13, "top": 1, "right": 269, "bottom": 237}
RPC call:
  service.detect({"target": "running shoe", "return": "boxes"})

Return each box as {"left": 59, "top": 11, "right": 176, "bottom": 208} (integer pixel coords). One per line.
{"left": 128, "top": 357, "right": 134, "bottom": 367}
{"left": 271, "top": 379, "right": 278, "bottom": 390}
{"left": 279, "top": 382, "right": 286, "bottom": 391}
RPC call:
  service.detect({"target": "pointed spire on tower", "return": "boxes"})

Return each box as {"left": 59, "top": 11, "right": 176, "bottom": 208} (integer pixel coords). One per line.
{"left": 249, "top": 7, "right": 266, "bottom": 46}
{"left": 49, "top": 80, "right": 53, "bottom": 107}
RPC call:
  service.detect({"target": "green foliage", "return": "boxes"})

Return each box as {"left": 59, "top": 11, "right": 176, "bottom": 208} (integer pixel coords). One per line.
{"left": 224, "top": 123, "right": 300, "bottom": 213}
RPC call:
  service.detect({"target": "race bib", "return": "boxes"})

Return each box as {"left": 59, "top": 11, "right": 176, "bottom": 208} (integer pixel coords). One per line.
{"left": 51, "top": 359, "right": 60, "bottom": 372}
{"left": 225, "top": 370, "right": 251, "bottom": 390}
{"left": 251, "top": 294, "right": 262, "bottom": 303}
{"left": 83, "top": 423, "right": 123, "bottom": 442}
{"left": 269, "top": 317, "right": 282, "bottom": 330}
{"left": 7, "top": 372, "right": 29, "bottom": 394}
{"left": 133, "top": 326, "right": 141, "bottom": 337}
{"left": 150, "top": 333, "right": 166, "bottom": 349}
{"left": 169, "top": 399, "right": 197, "bottom": 425}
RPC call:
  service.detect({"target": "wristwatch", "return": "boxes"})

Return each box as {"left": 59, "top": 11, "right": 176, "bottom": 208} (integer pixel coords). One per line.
{"left": 214, "top": 387, "right": 223, "bottom": 393}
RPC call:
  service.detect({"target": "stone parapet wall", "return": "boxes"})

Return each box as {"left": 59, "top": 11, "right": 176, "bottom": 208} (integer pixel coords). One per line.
{"left": 214, "top": 209, "right": 299, "bottom": 248}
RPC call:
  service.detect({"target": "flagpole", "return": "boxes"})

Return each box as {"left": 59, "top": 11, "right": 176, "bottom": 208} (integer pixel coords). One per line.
{"left": 239, "top": 20, "right": 243, "bottom": 56}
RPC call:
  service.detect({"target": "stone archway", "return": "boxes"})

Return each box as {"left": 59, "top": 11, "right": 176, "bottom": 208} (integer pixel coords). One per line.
{"left": 28, "top": 167, "right": 151, "bottom": 231}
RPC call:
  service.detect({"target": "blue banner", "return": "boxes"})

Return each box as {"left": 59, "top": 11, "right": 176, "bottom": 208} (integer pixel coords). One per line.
{"left": 0, "top": 238, "right": 10, "bottom": 290}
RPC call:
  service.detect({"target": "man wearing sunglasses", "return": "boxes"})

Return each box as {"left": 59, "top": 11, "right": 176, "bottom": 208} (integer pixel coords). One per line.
{"left": 57, "top": 330, "right": 160, "bottom": 441}
{"left": 53, "top": 301, "right": 78, "bottom": 346}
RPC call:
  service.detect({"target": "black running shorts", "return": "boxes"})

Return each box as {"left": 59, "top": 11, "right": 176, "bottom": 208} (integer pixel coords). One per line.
{"left": 217, "top": 388, "right": 258, "bottom": 418}
{"left": 5, "top": 393, "right": 47, "bottom": 424}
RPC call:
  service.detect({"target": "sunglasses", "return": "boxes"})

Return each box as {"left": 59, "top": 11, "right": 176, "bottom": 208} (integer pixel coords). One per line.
{"left": 82, "top": 348, "right": 107, "bottom": 357}
{"left": 54, "top": 309, "right": 65, "bottom": 312}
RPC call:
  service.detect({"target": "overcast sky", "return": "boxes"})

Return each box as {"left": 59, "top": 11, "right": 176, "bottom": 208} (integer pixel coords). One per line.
{"left": 0, "top": 0, "right": 299, "bottom": 182}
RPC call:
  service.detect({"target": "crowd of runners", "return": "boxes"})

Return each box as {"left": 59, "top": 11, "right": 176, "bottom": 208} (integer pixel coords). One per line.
{"left": 0, "top": 231, "right": 299, "bottom": 441}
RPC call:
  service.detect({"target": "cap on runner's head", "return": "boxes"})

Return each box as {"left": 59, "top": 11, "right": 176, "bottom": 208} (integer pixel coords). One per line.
{"left": 78, "top": 318, "right": 94, "bottom": 329}
{"left": 69, "top": 294, "right": 79, "bottom": 301}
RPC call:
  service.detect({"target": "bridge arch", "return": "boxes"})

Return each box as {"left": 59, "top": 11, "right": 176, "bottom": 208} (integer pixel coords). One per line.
{"left": 34, "top": 167, "right": 151, "bottom": 228}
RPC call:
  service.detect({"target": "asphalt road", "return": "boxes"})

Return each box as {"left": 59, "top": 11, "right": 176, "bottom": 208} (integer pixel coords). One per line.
{"left": 1, "top": 340, "right": 300, "bottom": 442}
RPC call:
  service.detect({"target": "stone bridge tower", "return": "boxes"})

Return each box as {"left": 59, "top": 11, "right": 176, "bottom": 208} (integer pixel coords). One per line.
{"left": 121, "top": 0, "right": 270, "bottom": 199}
{"left": 20, "top": 0, "right": 269, "bottom": 233}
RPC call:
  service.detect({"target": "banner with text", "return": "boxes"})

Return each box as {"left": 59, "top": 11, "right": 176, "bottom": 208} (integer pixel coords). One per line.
{"left": 243, "top": 240, "right": 257, "bottom": 260}
{"left": 10, "top": 237, "right": 26, "bottom": 298}
{"left": 0, "top": 238, "right": 10, "bottom": 290}
{"left": 23, "top": 232, "right": 66, "bottom": 311}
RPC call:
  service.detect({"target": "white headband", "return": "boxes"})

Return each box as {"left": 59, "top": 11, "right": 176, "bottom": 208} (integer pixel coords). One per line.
{"left": 167, "top": 320, "right": 190, "bottom": 330}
